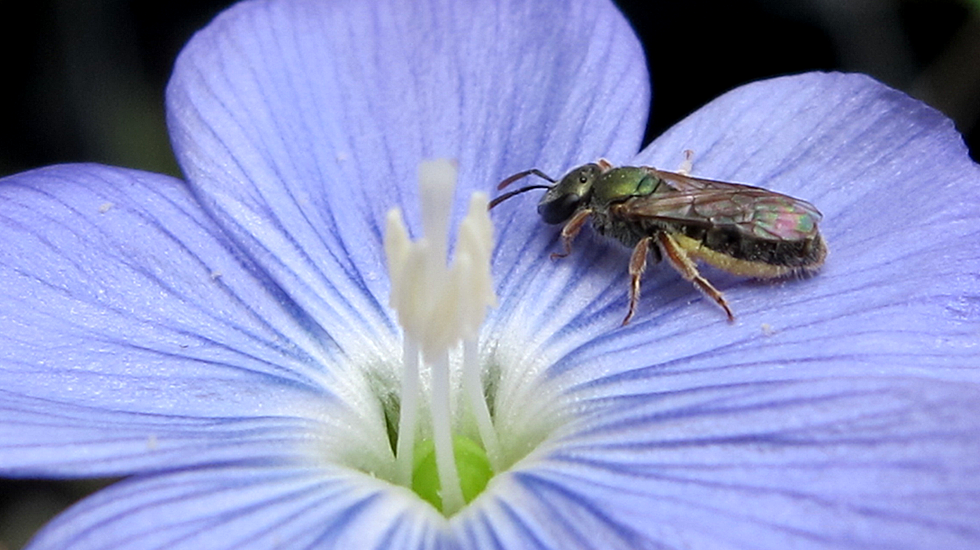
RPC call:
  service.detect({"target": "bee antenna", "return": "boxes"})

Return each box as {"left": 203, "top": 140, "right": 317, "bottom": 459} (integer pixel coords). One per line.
{"left": 488, "top": 184, "right": 552, "bottom": 210}
{"left": 496, "top": 169, "right": 557, "bottom": 190}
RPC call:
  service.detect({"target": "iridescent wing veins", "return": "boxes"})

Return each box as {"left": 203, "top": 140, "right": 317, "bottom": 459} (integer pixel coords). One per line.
{"left": 618, "top": 168, "right": 823, "bottom": 241}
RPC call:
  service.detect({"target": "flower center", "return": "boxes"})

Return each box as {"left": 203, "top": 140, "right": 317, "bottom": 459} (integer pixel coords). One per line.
{"left": 384, "top": 159, "right": 498, "bottom": 515}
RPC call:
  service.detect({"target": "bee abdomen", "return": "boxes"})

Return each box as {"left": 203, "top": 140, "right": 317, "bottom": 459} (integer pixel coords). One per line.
{"left": 673, "top": 227, "right": 826, "bottom": 278}
{"left": 701, "top": 227, "right": 824, "bottom": 267}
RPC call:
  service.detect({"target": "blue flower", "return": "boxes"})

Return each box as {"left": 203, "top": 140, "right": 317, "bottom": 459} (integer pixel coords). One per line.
{"left": 2, "top": 0, "right": 980, "bottom": 548}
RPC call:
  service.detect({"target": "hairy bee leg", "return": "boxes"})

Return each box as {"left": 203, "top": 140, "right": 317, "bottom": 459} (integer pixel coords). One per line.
{"left": 623, "top": 236, "right": 654, "bottom": 326}
{"left": 551, "top": 208, "right": 592, "bottom": 260}
{"left": 656, "top": 232, "right": 735, "bottom": 322}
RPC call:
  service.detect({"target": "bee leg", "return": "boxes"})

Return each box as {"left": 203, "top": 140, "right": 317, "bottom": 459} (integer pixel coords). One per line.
{"left": 677, "top": 149, "right": 695, "bottom": 175}
{"left": 551, "top": 208, "right": 592, "bottom": 260}
{"left": 623, "top": 236, "right": 654, "bottom": 325}
{"left": 656, "top": 232, "right": 735, "bottom": 322}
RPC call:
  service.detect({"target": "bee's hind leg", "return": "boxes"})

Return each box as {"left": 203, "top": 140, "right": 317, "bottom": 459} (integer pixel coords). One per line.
{"left": 656, "top": 232, "right": 735, "bottom": 322}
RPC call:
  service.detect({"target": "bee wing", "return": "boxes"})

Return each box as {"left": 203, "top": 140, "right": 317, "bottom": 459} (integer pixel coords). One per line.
{"left": 619, "top": 168, "right": 823, "bottom": 241}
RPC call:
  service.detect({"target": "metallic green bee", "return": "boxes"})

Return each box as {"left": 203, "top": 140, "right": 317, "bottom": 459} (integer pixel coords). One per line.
{"left": 489, "top": 158, "right": 827, "bottom": 325}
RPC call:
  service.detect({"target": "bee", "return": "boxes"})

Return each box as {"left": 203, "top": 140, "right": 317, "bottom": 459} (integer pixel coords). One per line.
{"left": 489, "top": 157, "right": 827, "bottom": 325}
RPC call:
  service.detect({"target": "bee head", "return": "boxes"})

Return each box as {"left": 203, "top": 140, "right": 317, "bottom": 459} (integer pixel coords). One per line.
{"left": 490, "top": 162, "right": 605, "bottom": 224}
{"left": 536, "top": 163, "right": 600, "bottom": 224}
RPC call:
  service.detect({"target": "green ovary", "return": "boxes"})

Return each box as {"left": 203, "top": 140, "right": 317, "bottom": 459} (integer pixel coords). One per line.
{"left": 412, "top": 435, "right": 493, "bottom": 512}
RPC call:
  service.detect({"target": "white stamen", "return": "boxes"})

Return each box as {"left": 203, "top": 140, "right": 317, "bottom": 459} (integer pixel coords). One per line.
{"left": 394, "top": 338, "right": 419, "bottom": 486}
{"left": 384, "top": 159, "right": 497, "bottom": 514}
{"left": 464, "top": 338, "right": 500, "bottom": 470}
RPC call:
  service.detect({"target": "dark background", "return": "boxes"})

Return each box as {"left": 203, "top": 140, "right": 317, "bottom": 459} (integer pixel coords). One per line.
{"left": 1, "top": 0, "right": 978, "bottom": 548}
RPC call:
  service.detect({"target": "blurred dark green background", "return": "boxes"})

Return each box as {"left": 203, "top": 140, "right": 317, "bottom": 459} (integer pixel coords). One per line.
{"left": 1, "top": 0, "right": 977, "bottom": 548}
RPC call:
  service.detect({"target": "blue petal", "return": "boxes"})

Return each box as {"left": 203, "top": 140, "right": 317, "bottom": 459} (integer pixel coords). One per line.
{"left": 166, "top": 0, "right": 649, "bottom": 343}
{"left": 483, "top": 73, "right": 980, "bottom": 548}
{"left": 0, "top": 391, "right": 323, "bottom": 477}
{"left": 26, "top": 466, "right": 447, "bottom": 550}
{"left": 500, "top": 376, "right": 980, "bottom": 549}
{"left": 0, "top": 165, "right": 387, "bottom": 475}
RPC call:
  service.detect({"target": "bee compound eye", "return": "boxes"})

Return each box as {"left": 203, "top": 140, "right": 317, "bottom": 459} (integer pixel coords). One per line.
{"left": 538, "top": 193, "right": 581, "bottom": 224}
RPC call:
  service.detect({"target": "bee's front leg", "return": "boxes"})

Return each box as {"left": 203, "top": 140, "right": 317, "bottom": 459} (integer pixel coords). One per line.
{"left": 656, "top": 232, "right": 735, "bottom": 322}
{"left": 551, "top": 209, "right": 592, "bottom": 260}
